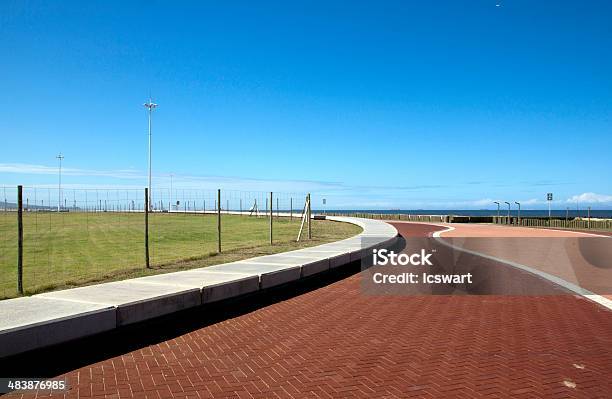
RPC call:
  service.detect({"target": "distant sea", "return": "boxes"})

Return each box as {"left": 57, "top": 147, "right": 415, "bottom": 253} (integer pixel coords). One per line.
{"left": 321, "top": 209, "right": 612, "bottom": 218}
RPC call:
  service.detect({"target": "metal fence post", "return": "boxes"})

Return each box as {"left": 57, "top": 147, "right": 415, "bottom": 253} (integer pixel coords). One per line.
{"left": 17, "top": 185, "right": 23, "bottom": 294}
{"left": 269, "top": 192, "right": 273, "bottom": 245}
{"left": 145, "top": 188, "right": 150, "bottom": 268}
{"left": 290, "top": 197, "right": 293, "bottom": 220}
{"left": 217, "top": 189, "right": 221, "bottom": 253}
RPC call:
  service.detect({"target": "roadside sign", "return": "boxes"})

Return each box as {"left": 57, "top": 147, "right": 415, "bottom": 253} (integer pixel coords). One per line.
{"left": 322, "top": 199, "right": 326, "bottom": 205}
{"left": 547, "top": 193, "right": 553, "bottom": 201}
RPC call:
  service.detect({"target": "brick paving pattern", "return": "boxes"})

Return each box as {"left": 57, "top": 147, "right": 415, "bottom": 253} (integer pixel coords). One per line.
{"left": 5, "top": 223, "right": 612, "bottom": 399}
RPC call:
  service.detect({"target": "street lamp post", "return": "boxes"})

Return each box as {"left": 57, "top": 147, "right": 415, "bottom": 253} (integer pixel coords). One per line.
{"left": 56, "top": 153, "right": 64, "bottom": 212}
{"left": 504, "top": 201, "right": 511, "bottom": 225}
{"left": 588, "top": 206, "right": 591, "bottom": 229}
{"left": 515, "top": 201, "right": 521, "bottom": 225}
{"left": 493, "top": 201, "right": 500, "bottom": 223}
{"left": 546, "top": 193, "right": 553, "bottom": 220}
{"left": 144, "top": 97, "right": 158, "bottom": 211}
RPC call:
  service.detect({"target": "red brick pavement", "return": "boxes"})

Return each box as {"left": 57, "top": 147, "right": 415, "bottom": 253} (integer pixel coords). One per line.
{"left": 4, "top": 223, "right": 612, "bottom": 399}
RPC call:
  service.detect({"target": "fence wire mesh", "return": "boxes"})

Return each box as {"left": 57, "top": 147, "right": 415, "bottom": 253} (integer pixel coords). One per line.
{"left": 0, "top": 186, "right": 330, "bottom": 299}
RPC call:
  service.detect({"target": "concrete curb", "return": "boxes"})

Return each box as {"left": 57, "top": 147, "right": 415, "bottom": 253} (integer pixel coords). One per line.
{"left": 0, "top": 216, "right": 397, "bottom": 358}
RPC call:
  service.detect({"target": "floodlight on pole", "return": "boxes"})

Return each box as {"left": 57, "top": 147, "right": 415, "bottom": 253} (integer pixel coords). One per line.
{"left": 56, "top": 153, "right": 64, "bottom": 212}
{"left": 504, "top": 201, "right": 511, "bottom": 224}
{"left": 144, "top": 97, "right": 158, "bottom": 211}
{"left": 169, "top": 173, "right": 174, "bottom": 212}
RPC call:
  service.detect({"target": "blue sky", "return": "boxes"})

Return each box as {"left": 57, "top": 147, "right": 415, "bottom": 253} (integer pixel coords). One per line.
{"left": 1, "top": 0, "right": 611, "bottom": 209}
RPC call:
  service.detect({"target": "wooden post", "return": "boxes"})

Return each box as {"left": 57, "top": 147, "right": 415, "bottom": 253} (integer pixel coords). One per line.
{"left": 296, "top": 195, "right": 308, "bottom": 242}
{"left": 307, "top": 193, "right": 312, "bottom": 239}
{"left": 217, "top": 189, "right": 221, "bottom": 253}
{"left": 144, "top": 188, "right": 150, "bottom": 268}
{"left": 269, "top": 192, "right": 273, "bottom": 245}
{"left": 17, "top": 185, "right": 23, "bottom": 294}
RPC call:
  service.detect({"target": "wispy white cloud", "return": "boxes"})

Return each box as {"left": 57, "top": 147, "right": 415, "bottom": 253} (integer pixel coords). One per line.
{"left": 0, "top": 163, "right": 446, "bottom": 192}
{"left": 0, "top": 162, "right": 458, "bottom": 194}
{"left": 407, "top": 197, "right": 544, "bottom": 209}
{"left": 0, "top": 163, "right": 342, "bottom": 193}
{"left": 566, "top": 192, "right": 612, "bottom": 204}
{"left": 3, "top": 163, "right": 611, "bottom": 208}
{"left": 359, "top": 198, "right": 502, "bottom": 209}
{"left": 470, "top": 198, "right": 496, "bottom": 207}
{"left": 0, "top": 163, "right": 142, "bottom": 179}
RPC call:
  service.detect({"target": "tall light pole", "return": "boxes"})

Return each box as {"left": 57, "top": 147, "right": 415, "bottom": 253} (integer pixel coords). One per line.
{"left": 56, "top": 153, "right": 64, "bottom": 212}
{"left": 504, "top": 201, "right": 511, "bottom": 225}
{"left": 169, "top": 173, "right": 173, "bottom": 212}
{"left": 493, "top": 201, "right": 500, "bottom": 221}
{"left": 144, "top": 97, "right": 158, "bottom": 211}
{"left": 515, "top": 201, "right": 521, "bottom": 225}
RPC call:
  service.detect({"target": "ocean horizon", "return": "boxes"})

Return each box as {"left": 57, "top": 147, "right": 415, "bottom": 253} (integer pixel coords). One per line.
{"left": 319, "top": 209, "right": 612, "bottom": 218}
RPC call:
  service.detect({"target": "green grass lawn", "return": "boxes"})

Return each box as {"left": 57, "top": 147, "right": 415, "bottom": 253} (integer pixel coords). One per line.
{"left": 0, "top": 211, "right": 361, "bottom": 299}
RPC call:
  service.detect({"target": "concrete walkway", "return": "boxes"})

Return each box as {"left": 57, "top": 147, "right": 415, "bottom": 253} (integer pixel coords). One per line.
{"left": 0, "top": 216, "right": 397, "bottom": 358}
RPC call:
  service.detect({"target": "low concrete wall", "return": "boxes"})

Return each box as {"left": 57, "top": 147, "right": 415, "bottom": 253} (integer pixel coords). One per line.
{"left": 0, "top": 216, "right": 397, "bottom": 358}
{"left": 0, "top": 297, "right": 116, "bottom": 357}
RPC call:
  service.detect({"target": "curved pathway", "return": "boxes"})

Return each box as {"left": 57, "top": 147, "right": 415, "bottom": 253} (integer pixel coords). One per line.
{"left": 401, "top": 221, "right": 612, "bottom": 303}
{"left": 4, "top": 223, "right": 612, "bottom": 399}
